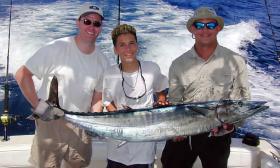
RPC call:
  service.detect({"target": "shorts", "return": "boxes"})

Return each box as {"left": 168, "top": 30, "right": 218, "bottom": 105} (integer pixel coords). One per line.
{"left": 30, "top": 118, "right": 92, "bottom": 168}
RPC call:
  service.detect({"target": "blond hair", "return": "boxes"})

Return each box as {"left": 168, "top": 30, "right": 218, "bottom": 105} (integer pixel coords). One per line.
{"left": 111, "top": 24, "right": 137, "bottom": 46}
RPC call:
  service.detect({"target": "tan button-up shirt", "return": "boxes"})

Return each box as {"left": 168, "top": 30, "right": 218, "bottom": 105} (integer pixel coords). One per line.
{"left": 168, "top": 45, "right": 251, "bottom": 103}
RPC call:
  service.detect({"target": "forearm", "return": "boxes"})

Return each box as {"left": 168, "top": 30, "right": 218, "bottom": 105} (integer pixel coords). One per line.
{"left": 90, "top": 91, "right": 103, "bottom": 112}
{"left": 15, "top": 66, "right": 39, "bottom": 108}
{"left": 168, "top": 85, "right": 184, "bottom": 104}
{"left": 231, "top": 75, "right": 251, "bottom": 100}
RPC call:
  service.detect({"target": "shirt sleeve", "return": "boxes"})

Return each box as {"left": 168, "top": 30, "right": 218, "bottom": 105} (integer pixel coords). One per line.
{"left": 168, "top": 62, "right": 184, "bottom": 104}
{"left": 231, "top": 56, "right": 251, "bottom": 100}
{"left": 103, "top": 88, "right": 113, "bottom": 107}
{"left": 25, "top": 44, "right": 58, "bottom": 79}
{"left": 93, "top": 51, "right": 110, "bottom": 92}
{"left": 153, "top": 64, "right": 168, "bottom": 92}
{"left": 94, "top": 75, "right": 104, "bottom": 92}
{"left": 102, "top": 71, "right": 114, "bottom": 107}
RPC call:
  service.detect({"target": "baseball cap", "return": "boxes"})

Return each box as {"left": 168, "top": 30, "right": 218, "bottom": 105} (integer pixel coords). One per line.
{"left": 78, "top": 3, "right": 104, "bottom": 20}
{"left": 186, "top": 7, "right": 224, "bottom": 32}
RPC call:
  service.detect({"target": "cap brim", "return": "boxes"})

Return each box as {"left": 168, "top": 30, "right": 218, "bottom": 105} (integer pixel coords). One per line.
{"left": 79, "top": 12, "right": 104, "bottom": 20}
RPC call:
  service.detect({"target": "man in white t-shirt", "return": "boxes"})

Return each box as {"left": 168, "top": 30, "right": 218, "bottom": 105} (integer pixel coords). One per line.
{"left": 103, "top": 24, "right": 169, "bottom": 168}
{"left": 15, "top": 2, "right": 109, "bottom": 168}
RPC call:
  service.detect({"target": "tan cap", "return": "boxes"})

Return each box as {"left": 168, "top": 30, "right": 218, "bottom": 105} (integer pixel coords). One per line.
{"left": 186, "top": 7, "right": 224, "bottom": 32}
{"left": 78, "top": 3, "right": 104, "bottom": 19}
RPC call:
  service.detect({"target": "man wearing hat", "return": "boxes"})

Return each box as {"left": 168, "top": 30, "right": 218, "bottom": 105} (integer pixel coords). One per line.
{"left": 161, "top": 7, "right": 250, "bottom": 168}
{"left": 15, "top": 2, "right": 109, "bottom": 167}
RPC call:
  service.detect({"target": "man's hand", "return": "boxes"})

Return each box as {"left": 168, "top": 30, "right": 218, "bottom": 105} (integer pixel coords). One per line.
{"left": 210, "top": 123, "right": 234, "bottom": 137}
{"left": 153, "top": 99, "right": 170, "bottom": 107}
{"left": 33, "top": 100, "right": 64, "bottom": 121}
{"left": 172, "top": 136, "right": 186, "bottom": 142}
{"left": 154, "top": 91, "right": 170, "bottom": 107}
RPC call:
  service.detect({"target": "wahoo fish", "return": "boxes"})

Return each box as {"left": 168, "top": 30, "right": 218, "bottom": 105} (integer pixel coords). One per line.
{"left": 48, "top": 77, "right": 269, "bottom": 142}
{"left": 63, "top": 101, "right": 268, "bottom": 141}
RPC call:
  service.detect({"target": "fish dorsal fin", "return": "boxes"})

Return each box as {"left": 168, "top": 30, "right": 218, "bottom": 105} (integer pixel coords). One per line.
{"left": 47, "top": 76, "right": 60, "bottom": 108}
{"left": 188, "top": 106, "right": 212, "bottom": 116}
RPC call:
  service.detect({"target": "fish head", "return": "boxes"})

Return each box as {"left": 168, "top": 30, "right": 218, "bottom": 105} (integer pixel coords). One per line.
{"left": 216, "top": 100, "right": 269, "bottom": 123}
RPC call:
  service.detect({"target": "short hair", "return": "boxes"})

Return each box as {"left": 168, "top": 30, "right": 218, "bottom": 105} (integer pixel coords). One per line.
{"left": 111, "top": 24, "right": 137, "bottom": 46}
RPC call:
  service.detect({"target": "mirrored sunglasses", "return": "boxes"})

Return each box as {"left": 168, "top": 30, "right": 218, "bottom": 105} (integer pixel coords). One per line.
{"left": 193, "top": 22, "right": 218, "bottom": 30}
{"left": 82, "top": 19, "right": 102, "bottom": 27}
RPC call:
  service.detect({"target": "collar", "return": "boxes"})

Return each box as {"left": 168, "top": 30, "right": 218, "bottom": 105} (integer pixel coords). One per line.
{"left": 190, "top": 44, "right": 221, "bottom": 62}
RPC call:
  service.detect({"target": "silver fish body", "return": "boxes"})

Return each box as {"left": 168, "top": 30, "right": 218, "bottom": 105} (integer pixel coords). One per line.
{"left": 64, "top": 100, "right": 268, "bottom": 142}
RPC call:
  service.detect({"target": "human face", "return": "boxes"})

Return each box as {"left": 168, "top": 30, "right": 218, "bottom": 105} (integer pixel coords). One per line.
{"left": 114, "top": 33, "right": 138, "bottom": 64}
{"left": 77, "top": 13, "right": 102, "bottom": 42}
{"left": 190, "top": 18, "right": 221, "bottom": 46}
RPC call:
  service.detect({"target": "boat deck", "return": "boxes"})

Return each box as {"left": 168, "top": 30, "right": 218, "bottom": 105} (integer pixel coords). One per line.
{"left": 0, "top": 135, "right": 279, "bottom": 168}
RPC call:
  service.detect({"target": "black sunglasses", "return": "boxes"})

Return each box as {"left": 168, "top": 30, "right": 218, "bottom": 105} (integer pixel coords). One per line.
{"left": 193, "top": 22, "right": 218, "bottom": 30}
{"left": 82, "top": 19, "right": 102, "bottom": 27}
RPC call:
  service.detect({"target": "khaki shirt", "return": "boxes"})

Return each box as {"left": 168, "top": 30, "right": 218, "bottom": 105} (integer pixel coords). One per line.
{"left": 168, "top": 45, "right": 251, "bottom": 103}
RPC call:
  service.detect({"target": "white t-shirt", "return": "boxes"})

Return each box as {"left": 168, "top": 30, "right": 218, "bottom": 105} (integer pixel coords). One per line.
{"left": 103, "top": 60, "right": 168, "bottom": 165}
{"left": 26, "top": 36, "right": 109, "bottom": 112}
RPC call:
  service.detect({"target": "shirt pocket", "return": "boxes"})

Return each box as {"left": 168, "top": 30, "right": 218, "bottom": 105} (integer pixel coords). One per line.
{"left": 210, "top": 72, "right": 234, "bottom": 99}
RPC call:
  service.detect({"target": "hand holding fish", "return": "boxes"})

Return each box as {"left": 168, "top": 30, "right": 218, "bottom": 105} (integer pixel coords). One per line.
{"left": 33, "top": 99, "right": 64, "bottom": 121}
{"left": 154, "top": 94, "right": 170, "bottom": 107}
{"left": 172, "top": 136, "right": 186, "bottom": 142}
{"left": 210, "top": 123, "right": 234, "bottom": 137}
{"left": 152, "top": 90, "right": 170, "bottom": 107}
{"left": 154, "top": 100, "right": 170, "bottom": 107}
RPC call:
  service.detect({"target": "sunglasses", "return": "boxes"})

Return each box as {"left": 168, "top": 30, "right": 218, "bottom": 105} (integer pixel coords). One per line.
{"left": 82, "top": 19, "right": 102, "bottom": 27}
{"left": 193, "top": 22, "right": 218, "bottom": 30}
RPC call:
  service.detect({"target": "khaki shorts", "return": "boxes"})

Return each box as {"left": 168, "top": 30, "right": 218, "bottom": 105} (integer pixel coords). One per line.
{"left": 29, "top": 118, "right": 92, "bottom": 168}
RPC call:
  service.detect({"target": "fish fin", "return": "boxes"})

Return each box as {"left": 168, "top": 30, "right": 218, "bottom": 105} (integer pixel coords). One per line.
{"left": 46, "top": 76, "right": 60, "bottom": 108}
{"left": 122, "top": 104, "right": 132, "bottom": 110}
{"left": 117, "top": 141, "right": 127, "bottom": 148}
{"left": 188, "top": 106, "right": 212, "bottom": 116}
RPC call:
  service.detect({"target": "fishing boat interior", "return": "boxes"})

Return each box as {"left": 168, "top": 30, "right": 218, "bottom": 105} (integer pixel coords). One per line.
{"left": 1, "top": 0, "right": 280, "bottom": 168}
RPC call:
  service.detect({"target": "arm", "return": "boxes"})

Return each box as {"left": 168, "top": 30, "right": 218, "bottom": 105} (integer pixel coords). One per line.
{"left": 102, "top": 77, "right": 117, "bottom": 112}
{"left": 235, "top": 66, "right": 251, "bottom": 100}
{"left": 90, "top": 90, "right": 103, "bottom": 112}
{"left": 15, "top": 66, "right": 39, "bottom": 108}
{"left": 211, "top": 57, "right": 250, "bottom": 136}
{"left": 231, "top": 57, "right": 251, "bottom": 100}
{"left": 15, "top": 66, "right": 64, "bottom": 121}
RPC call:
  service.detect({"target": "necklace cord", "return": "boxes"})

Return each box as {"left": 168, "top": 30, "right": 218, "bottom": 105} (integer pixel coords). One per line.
{"left": 119, "top": 61, "right": 147, "bottom": 100}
